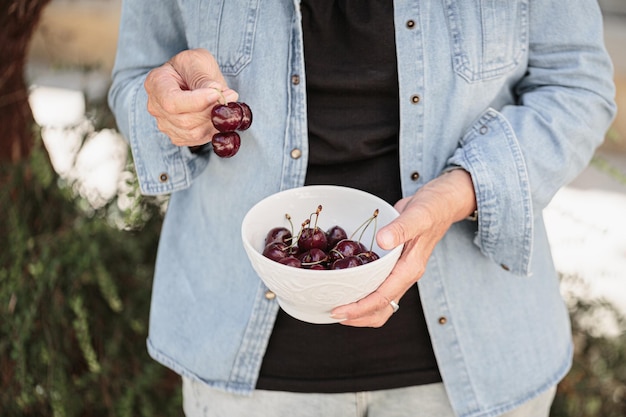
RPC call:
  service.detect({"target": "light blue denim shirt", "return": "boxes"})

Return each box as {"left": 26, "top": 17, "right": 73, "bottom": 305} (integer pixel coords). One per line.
{"left": 108, "top": 1, "right": 616, "bottom": 416}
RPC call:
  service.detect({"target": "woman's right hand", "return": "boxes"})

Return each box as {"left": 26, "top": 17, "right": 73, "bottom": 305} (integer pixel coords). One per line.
{"left": 144, "top": 48, "right": 239, "bottom": 147}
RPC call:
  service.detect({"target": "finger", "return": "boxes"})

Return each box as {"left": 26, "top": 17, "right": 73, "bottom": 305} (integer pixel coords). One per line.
{"left": 338, "top": 311, "right": 391, "bottom": 328}
{"left": 147, "top": 67, "right": 238, "bottom": 114}
{"left": 155, "top": 88, "right": 221, "bottom": 115}
{"left": 377, "top": 198, "right": 429, "bottom": 250}
{"left": 330, "top": 255, "right": 418, "bottom": 322}
{"left": 333, "top": 292, "right": 394, "bottom": 328}
{"left": 155, "top": 114, "right": 216, "bottom": 147}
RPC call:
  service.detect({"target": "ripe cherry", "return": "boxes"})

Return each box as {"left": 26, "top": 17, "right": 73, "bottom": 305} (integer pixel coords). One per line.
{"left": 326, "top": 225, "right": 348, "bottom": 249}
{"left": 238, "top": 103, "right": 253, "bottom": 131}
{"left": 212, "top": 131, "right": 241, "bottom": 158}
{"left": 262, "top": 241, "right": 290, "bottom": 262}
{"left": 330, "top": 256, "right": 363, "bottom": 270}
{"left": 297, "top": 205, "right": 328, "bottom": 251}
{"left": 298, "top": 227, "right": 328, "bottom": 252}
{"left": 329, "top": 239, "right": 362, "bottom": 262}
{"left": 278, "top": 256, "right": 302, "bottom": 268}
{"left": 211, "top": 102, "right": 253, "bottom": 132}
{"left": 357, "top": 251, "right": 380, "bottom": 265}
{"left": 265, "top": 227, "right": 292, "bottom": 245}
{"left": 211, "top": 102, "right": 244, "bottom": 132}
{"left": 298, "top": 248, "right": 329, "bottom": 266}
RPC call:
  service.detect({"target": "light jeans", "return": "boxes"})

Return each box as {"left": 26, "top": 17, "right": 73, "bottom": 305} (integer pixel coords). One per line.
{"left": 182, "top": 377, "right": 556, "bottom": 417}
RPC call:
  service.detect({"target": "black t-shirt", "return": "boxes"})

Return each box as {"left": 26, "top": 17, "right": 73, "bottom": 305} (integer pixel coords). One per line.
{"left": 256, "top": 0, "right": 441, "bottom": 393}
{"left": 302, "top": 0, "right": 402, "bottom": 203}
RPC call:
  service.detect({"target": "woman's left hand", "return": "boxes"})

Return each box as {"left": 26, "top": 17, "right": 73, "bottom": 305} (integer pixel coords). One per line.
{"left": 330, "top": 168, "right": 477, "bottom": 327}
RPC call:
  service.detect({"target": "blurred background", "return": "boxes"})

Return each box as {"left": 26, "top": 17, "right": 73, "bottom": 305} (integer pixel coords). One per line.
{"left": 1, "top": 0, "right": 625, "bottom": 416}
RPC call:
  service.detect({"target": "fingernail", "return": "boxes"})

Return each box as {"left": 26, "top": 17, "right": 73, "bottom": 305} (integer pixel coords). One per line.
{"left": 330, "top": 311, "right": 347, "bottom": 320}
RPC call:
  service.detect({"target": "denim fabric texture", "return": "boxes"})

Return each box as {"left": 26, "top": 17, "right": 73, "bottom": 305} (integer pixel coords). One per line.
{"left": 108, "top": 1, "right": 616, "bottom": 416}
{"left": 182, "top": 377, "right": 556, "bottom": 417}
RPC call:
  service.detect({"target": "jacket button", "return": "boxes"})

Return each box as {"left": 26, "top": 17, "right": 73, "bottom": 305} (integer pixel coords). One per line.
{"left": 290, "top": 148, "right": 302, "bottom": 159}
{"left": 265, "top": 290, "right": 276, "bottom": 300}
{"left": 410, "top": 94, "right": 421, "bottom": 104}
{"left": 438, "top": 316, "right": 447, "bottom": 325}
{"left": 291, "top": 74, "right": 300, "bottom": 85}
{"left": 158, "top": 173, "right": 169, "bottom": 183}
{"left": 406, "top": 20, "right": 416, "bottom": 29}
{"left": 410, "top": 171, "right": 420, "bottom": 181}
{"left": 479, "top": 125, "right": 489, "bottom": 135}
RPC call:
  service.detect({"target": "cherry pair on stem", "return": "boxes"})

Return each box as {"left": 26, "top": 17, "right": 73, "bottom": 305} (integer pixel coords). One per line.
{"left": 209, "top": 90, "right": 253, "bottom": 158}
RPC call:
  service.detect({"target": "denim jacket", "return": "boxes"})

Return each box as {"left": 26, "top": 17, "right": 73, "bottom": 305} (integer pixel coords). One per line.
{"left": 108, "top": 1, "right": 616, "bottom": 416}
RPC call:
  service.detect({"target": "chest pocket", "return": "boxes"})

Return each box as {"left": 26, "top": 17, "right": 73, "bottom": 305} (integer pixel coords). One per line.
{"left": 444, "top": 0, "right": 529, "bottom": 82}
{"left": 193, "top": 0, "right": 261, "bottom": 75}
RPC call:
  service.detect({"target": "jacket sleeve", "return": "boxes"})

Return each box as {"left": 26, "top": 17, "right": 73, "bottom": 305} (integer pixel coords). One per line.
{"left": 108, "top": 0, "right": 208, "bottom": 195}
{"left": 447, "top": 1, "right": 617, "bottom": 276}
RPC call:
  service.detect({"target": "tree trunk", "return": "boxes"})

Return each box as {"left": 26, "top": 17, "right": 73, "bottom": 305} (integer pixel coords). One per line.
{"left": 0, "top": 0, "right": 51, "bottom": 164}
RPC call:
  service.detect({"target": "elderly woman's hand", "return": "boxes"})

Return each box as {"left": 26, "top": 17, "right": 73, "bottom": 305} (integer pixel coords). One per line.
{"left": 144, "top": 48, "right": 239, "bottom": 147}
{"left": 331, "top": 168, "right": 477, "bottom": 327}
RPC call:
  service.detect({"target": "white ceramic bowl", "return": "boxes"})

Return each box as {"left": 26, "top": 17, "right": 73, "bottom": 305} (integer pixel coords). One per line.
{"left": 241, "top": 185, "right": 403, "bottom": 324}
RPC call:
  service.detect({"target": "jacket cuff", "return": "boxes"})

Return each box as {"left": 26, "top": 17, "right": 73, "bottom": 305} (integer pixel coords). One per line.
{"left": 128, "top": 81, "right": 209, "bottom": 196}
{"left": 447, "top": 108, "right": 533, "bottom": 276}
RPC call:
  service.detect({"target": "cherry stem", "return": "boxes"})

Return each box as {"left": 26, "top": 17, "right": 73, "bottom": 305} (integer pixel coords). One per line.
{"left": 285, "top": 213, "right": 294, "bottom": 235}
{"left": 284, "top": 213, "right": 297, "bottom": 245}
{"left": 367, "top": 211, "right": 379, "bottom": 251}
{"left": 349, "top": 209, "right": 379, "bottom": 250}
{"left": 210, "top": 87, "right": 228, "bottom": 105}
{"left": 301, "top": 260, "right": 325, "bottom": 267}
{"left": 308, "top": 205, "right": 323, "bottom": 230}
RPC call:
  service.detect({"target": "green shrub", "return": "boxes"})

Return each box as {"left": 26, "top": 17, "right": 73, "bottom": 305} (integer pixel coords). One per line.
{"left": 0, "top": 136, "right": 181, "bottom": 417}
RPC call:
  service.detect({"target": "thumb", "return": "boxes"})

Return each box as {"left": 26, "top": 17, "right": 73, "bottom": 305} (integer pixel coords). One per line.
{"left": 376, "top": 197, "right": 421, "bottom": 250}
{"left": 377, "top": 220, "right": 407, "bottom": 251}
{"left": 195, "top": 80, "right": 239, "bottom": 105}
{"left": 169, "top": 49, "right": 239, "bottom": 102}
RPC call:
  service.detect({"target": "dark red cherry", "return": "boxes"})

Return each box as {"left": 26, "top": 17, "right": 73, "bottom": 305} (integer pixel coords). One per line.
{"left": 212, "top": 131, "right": 241, "bottom": 158}
{"left": 278, "top": 256, "right": 302, "bottom": 268}
{"left": 211, "top": 102, "right": 244, "bottom": 132}
{"left": 265, "top": 227, "right": 292, "bottom": 245}
{"left": 307, "top": 263, "right": 327, "bottom": 270}
{"left": 237, "top": 102, "right": 253, "bottom": 130}
{"left": 326, "top": 225, "right": 348, "bottom": 249}
{"left": 262, "top": 242, "right": 290, "bottom": 262}
{"left": 298, "top": 248, "right": 329, "bottom": 265}
{"left": 332, "top": 239, "right": 362, "bottom": 257}
{"left": 330, "top": 256, "right": 363, "bottom": 270}
{"left": 357, "top": 251, "right": 380, "bottom": 265}
{"left": 298, "top": 227, "right": 328, "bottom": 251}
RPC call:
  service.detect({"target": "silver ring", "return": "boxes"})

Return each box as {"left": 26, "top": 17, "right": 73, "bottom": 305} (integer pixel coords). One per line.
{"left": 390, "top": 300, "right": 400, "bottom": 313}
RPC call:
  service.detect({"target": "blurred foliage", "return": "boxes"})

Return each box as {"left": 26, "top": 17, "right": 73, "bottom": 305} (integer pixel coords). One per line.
{"left": 0, "top": 129, "right": 181, "bottom": 416}
{"left": 591, "top": 153, "right": 626, "bottom": 186}
{"left": 552, "top": 275, "right": 626, "bottom": 417}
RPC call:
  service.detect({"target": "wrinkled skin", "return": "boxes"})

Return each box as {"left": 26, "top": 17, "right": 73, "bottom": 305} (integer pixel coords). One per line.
{"left": 144, "top": 48, "right": 238, "bottom": 147}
